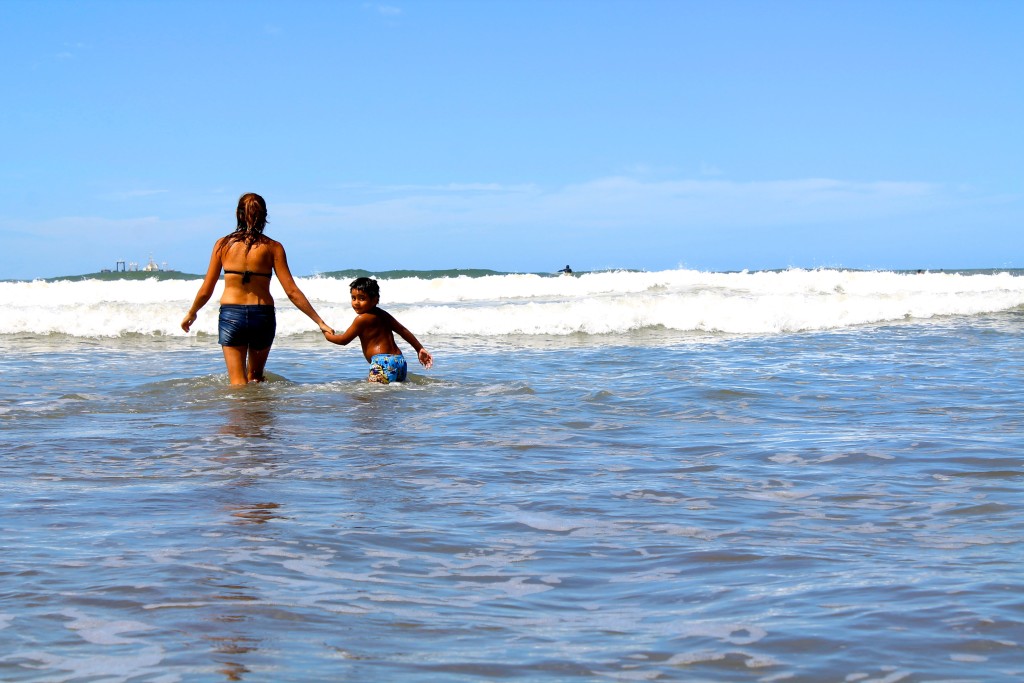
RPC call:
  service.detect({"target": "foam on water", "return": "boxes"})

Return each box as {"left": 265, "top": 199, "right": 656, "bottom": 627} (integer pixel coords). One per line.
{"left": 2, "top": 268, "right": 1023, "bottom": 337}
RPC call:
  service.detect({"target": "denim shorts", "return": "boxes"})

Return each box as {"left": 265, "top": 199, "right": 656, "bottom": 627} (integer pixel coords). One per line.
{"left": 218, "top": 304, "right": 276, "bottom": 349}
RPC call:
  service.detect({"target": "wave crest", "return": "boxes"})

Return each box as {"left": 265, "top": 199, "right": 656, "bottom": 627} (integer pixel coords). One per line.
{"left": 1, "top": 269, "right": 1022, "bottom": 337}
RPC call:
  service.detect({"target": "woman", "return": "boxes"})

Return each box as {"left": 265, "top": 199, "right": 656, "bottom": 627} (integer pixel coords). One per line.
{"left": 182, "top": 192, "right": 333, "bottom": 384}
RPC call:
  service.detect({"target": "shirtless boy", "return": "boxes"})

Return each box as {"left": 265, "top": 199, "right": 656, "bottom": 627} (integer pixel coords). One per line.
{"left": 323, "top": 277, "right": 433, "bottom": 383}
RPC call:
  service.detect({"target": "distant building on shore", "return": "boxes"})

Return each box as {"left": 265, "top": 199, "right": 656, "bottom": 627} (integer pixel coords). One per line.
{"left": 100, "top": 255, "right": 172, "bottom": 273}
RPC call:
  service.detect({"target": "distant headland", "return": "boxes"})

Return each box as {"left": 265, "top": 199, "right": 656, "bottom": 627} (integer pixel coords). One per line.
{"left": 41, "top": 255, "right": 202, "bottom": 282}
{"left": 43, "top": 270, "right": 204, "bottom": 282}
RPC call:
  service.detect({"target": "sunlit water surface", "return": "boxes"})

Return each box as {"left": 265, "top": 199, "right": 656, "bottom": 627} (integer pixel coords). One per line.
{"left": 2, "top": 316, "right": 1023, "bottom": 682}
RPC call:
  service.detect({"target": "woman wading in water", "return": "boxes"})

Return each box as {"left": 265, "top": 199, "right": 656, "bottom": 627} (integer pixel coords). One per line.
{"left": 182, "top": 193, "right": 333, "bottom": 384}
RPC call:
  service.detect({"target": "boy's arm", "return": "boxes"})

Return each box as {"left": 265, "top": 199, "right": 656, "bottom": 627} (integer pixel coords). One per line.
{"left": 382, "top": 310, "right": 433, "bottom": 368}
{"left": 323, "top": 315, "right": 364, "bottom": 346}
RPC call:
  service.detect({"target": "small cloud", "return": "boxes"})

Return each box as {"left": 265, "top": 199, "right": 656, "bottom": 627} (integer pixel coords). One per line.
{"left": 364, "top": 3, "right": 402, "bottom": 16}
{"left": 442, "top": 183, "right": 532, "bottom": 193}
{"left": 55, "top": 42, "right": 88, "bottom": 60}
{"left": 622, "top": 163, "right": 680, "bottom": 177}
{"left": 101, "top": 189, "right": 170, "bottom": 201}
{"left": 699, "top": 162, "right": 724, "bottom": 177}
{"left": 329, "top": 181, "right": 537, "bottom": 196}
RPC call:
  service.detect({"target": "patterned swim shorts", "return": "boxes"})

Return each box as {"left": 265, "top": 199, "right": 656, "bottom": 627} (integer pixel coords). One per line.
{"left": 368, "top": 353, "right": 408, "bottom": 384}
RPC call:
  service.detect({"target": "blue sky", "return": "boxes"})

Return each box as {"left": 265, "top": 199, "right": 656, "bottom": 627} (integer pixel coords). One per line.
{"left": 1, "top": 0, "right": 1021, "bottom": 279}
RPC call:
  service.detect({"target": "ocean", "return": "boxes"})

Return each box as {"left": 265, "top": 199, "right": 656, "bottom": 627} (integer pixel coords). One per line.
{"left": 1, "top": 267, "right": 1022, "bottom": 682}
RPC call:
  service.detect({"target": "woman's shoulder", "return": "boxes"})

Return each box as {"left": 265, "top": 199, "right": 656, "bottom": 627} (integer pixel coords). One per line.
{"left": 220, "top": 234, "right": 282, "bottom": 250}
{"left": 253, "top": 234, "right": 283, "bottom": 250}
{"left": 213, "top": 235, "right": 235, "bottom": 254}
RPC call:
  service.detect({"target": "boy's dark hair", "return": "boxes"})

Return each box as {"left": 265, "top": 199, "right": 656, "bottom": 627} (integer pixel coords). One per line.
{"left": 350, "top": 277, "right": 380, "bottom": 299}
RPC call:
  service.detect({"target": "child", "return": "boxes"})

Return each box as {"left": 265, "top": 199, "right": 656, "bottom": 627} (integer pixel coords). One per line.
{"left": 323, "top": 277, "right": 433, "bottom": 383}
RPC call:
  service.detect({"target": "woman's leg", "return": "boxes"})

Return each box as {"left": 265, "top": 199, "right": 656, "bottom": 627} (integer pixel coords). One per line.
{"left": 247, "top": 346, "right": 272, "bottom": 382}
{"left": 222, "top": 345, "right": 249, "bottom": 385}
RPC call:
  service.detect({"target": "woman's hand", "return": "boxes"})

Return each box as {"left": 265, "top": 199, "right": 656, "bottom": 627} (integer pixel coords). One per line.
{"left": 181, "top": 312, "right": 197, "bottom": 332}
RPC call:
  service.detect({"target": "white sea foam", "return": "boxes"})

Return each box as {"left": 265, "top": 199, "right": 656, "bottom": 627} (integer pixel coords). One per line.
{"left": 1, "top": 269, "right": 1022, "bottom": 337}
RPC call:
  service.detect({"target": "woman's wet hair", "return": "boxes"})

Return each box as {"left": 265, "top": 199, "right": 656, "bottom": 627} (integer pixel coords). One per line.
{"left": 229, "top": 192, "right": 268, "bottom": 250}
{"left": 350, "top": 277, "right": 380, "bottom": 299}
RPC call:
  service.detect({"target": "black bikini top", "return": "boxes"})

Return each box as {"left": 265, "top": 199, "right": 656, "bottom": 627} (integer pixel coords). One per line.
{"left": 224, "top": 269, "right": 273, "bottom": 284}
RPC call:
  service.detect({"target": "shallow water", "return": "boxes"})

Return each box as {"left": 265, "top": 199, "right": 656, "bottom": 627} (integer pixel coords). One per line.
{"left": 2, "top": 315, "right": 1023, "bottom": 681}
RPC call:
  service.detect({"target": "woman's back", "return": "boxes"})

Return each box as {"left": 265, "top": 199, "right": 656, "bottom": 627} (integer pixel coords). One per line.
{"left": 219, "top": 237, "right": 278, "bottom": 305}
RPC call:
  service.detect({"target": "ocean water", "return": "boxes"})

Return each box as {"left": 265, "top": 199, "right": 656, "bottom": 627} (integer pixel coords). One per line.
{"left": 1, "top": 268, "right": 1022, "bottom": 682}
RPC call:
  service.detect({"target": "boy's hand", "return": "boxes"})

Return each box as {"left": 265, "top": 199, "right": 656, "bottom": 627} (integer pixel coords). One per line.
{"left": 418, "top": 348, "right": 433, "bottom": 369}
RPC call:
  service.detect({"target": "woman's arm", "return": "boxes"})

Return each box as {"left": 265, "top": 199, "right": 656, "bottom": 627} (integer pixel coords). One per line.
{"left": 272, "top": 242, "right": 334, "bottom": 334}
{"left": 181, "top": 239, "right": 225, "bottom": 332}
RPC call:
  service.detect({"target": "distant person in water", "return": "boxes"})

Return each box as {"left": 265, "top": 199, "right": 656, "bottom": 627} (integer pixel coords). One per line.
{"left": 323, "top": 277, "right": 433, "bottom": 384}
{"left": 181, "top": 192, "right": 334, "bottom": 385}
{"left": 559, "top": 264, "right": 573, "bottom": 275}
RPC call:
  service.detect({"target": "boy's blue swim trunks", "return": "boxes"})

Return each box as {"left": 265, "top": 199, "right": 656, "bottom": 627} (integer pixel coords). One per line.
{"left": 218, "top": 304, "right": 276, "bottom": 349}
{"left": 368, "top": 353, "right": 408, "bottom": 384}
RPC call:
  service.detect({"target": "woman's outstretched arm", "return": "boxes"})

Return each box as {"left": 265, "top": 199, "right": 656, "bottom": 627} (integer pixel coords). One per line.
{"left": 272, "top": 242, "right": 334, "bottom": 335}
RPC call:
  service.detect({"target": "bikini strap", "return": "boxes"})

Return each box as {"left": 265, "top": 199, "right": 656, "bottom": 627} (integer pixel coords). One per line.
{"left": 224, "top": 269, "right": 272, "bottom": 284}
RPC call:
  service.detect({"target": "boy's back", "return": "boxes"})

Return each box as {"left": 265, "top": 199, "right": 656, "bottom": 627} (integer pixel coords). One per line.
{"left": 349, "top": 307, "right": 403, "bottom": 361}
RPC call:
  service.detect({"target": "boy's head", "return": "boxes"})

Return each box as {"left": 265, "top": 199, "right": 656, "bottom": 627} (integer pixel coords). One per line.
{"left": 349, "top": 277, "right": 380, "bottom": 308}
{"left": 350, "top": 277, "right": 380, "bottom": 298}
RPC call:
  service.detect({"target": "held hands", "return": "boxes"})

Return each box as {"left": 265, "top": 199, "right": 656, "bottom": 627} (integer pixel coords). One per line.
{"left": 319, "top": 322, "right": 335, "bottom": 336}
{"left": 418, "top": 348, "right": 433, "bottom": 369}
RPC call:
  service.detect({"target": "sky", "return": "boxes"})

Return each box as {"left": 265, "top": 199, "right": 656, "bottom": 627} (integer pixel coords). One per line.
{"left": 1, "top": 0, "right": 1022, "bottom": 279}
